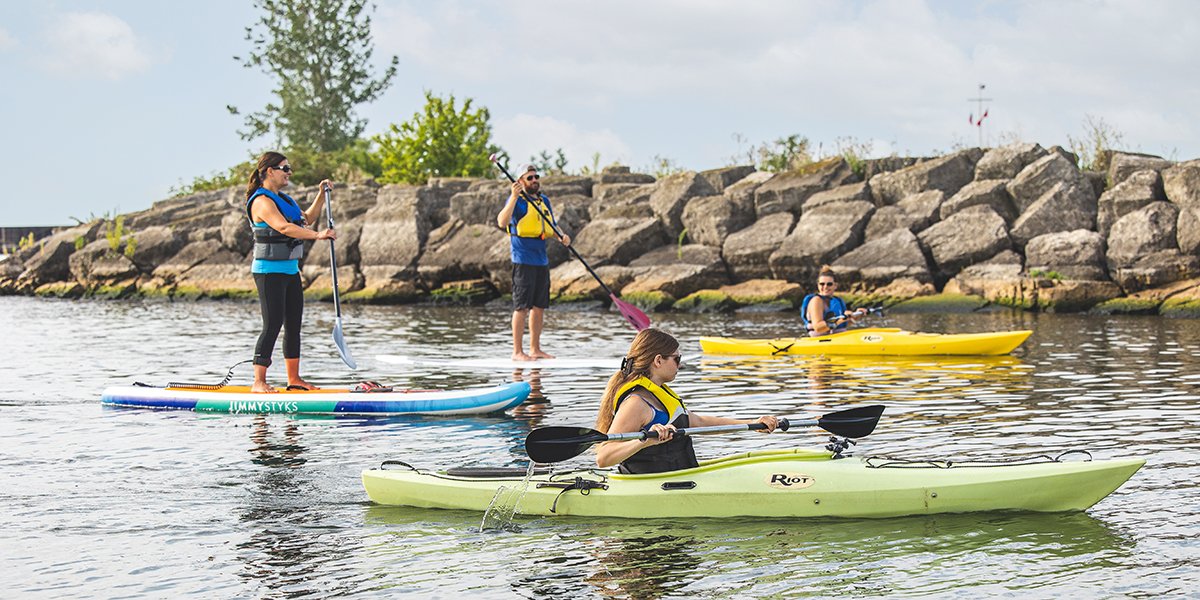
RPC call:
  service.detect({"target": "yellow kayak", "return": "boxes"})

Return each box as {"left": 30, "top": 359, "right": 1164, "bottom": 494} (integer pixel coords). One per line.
{"left": 699, "top": 328, "right": 1032, "bottom": 356}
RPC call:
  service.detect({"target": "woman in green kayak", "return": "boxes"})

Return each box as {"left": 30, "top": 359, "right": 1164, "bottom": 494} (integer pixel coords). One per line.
{"left": 594, "top": 328, "right": 779, "bottom": 474}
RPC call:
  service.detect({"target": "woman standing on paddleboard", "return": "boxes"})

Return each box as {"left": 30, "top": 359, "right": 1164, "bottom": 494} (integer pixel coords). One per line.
{"left": 594, "top": 328, "right": 779, "bottom": 473}
{"left": 244, "top": 151, "right": 336, "bottom": 393}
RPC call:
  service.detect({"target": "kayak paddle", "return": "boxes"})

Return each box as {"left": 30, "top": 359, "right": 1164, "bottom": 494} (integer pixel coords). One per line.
{"left": 490, "top": 154, "right": 651, "bottom": 332}
{"left": 525, "top": 404, "right": 885, "bottom": 464}
{"left": 324, "top": 186, "right": 357, "bottom": 370}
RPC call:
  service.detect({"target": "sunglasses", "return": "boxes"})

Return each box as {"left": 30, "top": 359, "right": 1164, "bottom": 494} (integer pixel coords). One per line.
{"left": 272, "top": 165, "right": 293, "bottom": 173}
{"left": 524, "top": 174, "right": 540, "bottom": 181}
{"left": 664, "top": 353, "right": 682, "bottom": 365}
{"left": 818, "top": 281, "right": 836, "bottom": 287}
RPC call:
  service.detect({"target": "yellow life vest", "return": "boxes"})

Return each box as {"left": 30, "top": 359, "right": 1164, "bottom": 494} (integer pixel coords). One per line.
{"left": 613, "top": 376, "right": 687, "bottom": 422}
{"left": 509, "top": 195, "right": 553, "bottom": 239}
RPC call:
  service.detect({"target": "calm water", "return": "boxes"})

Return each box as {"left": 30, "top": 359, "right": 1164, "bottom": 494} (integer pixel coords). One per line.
{"left": 1, "top": 296, "right": 1197, "bottom": 598}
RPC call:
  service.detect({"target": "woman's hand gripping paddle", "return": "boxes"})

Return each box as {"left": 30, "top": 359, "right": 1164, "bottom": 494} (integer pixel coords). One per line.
{"left": 490, "top": 154, "right": 651, "bottom": 332}
{"left": 524, "top": 404, "right": 885, "bottom": 464}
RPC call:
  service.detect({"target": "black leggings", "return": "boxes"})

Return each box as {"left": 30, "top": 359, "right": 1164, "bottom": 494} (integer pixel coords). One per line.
{"left": 253, "top": 272, "right": 304, "bottom": 367}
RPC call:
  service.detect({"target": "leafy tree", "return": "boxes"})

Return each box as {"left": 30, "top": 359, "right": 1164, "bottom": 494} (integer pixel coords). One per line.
{"left": 374, "top": 92, "right": 504, "bottom": 184}
{"left": 530, "top": 149, "right": 569, "bottom": 175}
{"left": 228, "top": 0, "right": 398, "bottom": 152}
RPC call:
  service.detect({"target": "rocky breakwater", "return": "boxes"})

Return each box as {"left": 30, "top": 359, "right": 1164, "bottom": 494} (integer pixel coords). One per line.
{"left": 3, "top": 147, "right": 1199, "bottom": 317}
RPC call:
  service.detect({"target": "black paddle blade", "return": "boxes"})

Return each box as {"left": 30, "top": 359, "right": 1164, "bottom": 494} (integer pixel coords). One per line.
{"left": 525, "top": 426, "right": 609, "bottom": 464}
{"left": 817, "top": 404, "right": 885, "bottom": 438}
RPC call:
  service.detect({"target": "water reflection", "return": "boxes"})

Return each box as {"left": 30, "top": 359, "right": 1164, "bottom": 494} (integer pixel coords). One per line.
{"left": 361, "top": 505, "right": 1134, "bottom": 597}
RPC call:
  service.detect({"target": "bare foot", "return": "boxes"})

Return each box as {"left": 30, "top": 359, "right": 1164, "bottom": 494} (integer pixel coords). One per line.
{"left": 512, "top": 352, "right": 535, "bottom": 361}
{"left": 287, "top": 380, "right": 319, "bottom": 391}
{"left": 251, "top": 382, "right": 278, "bottom": 393}
{"left": 530, "top": 350, "right": 555, "bottom": 360}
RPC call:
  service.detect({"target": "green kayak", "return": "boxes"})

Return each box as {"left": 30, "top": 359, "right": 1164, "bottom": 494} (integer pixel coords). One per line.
{"left": 361, "top": 448, "right": 1143, "bottom": 519}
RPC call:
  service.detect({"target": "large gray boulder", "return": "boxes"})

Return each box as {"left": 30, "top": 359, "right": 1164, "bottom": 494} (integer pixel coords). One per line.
{"left": 17, "top": 222, "right": 103, "bottom": 286}
{"left": 1163, "top": 160, "right": 1200, "bottom": 209}
{"left": 864, "top": 191, "right": 944, "bottom": 241}
{"left": 173, "top": 248, "right": 255, "bottom": 294}
{"left": 448, "top": 190, "right": 502, "bottom": 225}
{"left": 551, "top": 261, "right": 636, "bottom": 299}
{"left": 416, "top": 219, "right": 511, "bottom": 288}
{"left": 940, "top": 179, "right": 1016, "bottom": 223}
{"left": 540, "top": 175, "right": 594, "bottom": 198}
{"left": 722, "top": 212, "right": 794, "bottom": 280}
{"left": 754, "top": 158, "right": 854, "bottom": 216}
{"left": 125, "top": 188, "right": 240, "bottom": 230}
{"left": 768, "top": 200, "right": 875, "bottom": 282}
{"left": 918, "top": 205, "right": 1011, "bottom": 282}
{"left": 358, "top": 185, "right": 440, "bottom": 277}
{"left": 595, "top": 165, "right": 655, "bottom": 185}
{"left": 699, "top": 165, "right": 757, "bottom": 194}
{"left": 649, "top": 171, "right": 716, "bottom": 237}
{"left": 68, "top": 239, "right": 134, "bottom": 283}
{"left": 1097, "top": 170, "right": 1166, "bottom": 236}
{"left": 571, "top": 216, "right": 668, "bottom": 266}
{"left": 220, "top": 211, "right": 253, "bottom": 255}
{"left": 1179, "top": 206, "right": 1200, "bottom": 255}
{"left": 681, "top": 194, "right": 755, "bottom": 247}
{"left": 975, "top": 143, "right": 1048, "bottom": 180}
{"left": 151, "top": 240, "right": 216, "bottom": 281}
{"left": 859, "top": 156, "right": 923, "bottom": 180}
{"left": 1107, "top": 153, "right": 1173, "bottom": 188}
{"left": 1108, "top": 251, "right": 1199, "bottom": 293}
{"left": 869, "top": 149, "right": 981, "bottom": 205}
{"left": 723, "top": 171, "right": 774, "bottom": 206}
{"left": 804, "top": 182, "right": 871, "bottom": 210}
{"left": 624, "top": 243, "right": 729, "bottom": 298}
{"left": 1010, "top": 181, "right": 1098, "bottom": 249}
{"left": 832, "top": 228, "right": 932, "bottom": 285}
{"left": 1025, "top": 229, "right": 1108, "bottom": 281}
{"left": 593, "top": 183, "right": 647, "bottom": 204}
{"left": 126, "top": 225, "right": 186, "bottom": 272}
{"left": 1106, "top": 202, "right": 1179, "bottom": 268}
{"left": 1007, "top": 153, "right": 1083, "bottom": 213}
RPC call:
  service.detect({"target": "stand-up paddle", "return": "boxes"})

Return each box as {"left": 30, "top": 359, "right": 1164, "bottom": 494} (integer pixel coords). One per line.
{"left": 490, "top": 154, "right": 651, "bottom": 332}
{"left": 324, "top": 186, "right": 356, "bottom": 369}
{"left": 524, "top": 404, "right": 885, "bottom": 464}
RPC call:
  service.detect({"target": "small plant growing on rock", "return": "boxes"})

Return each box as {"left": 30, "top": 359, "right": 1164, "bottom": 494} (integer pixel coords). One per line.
{"left": 1067, "top": 114, "right": 1126, "bottom": 172}
{"left": 73, "top": 236, "right": 86, "bottom": 251}
{"left": 104, "top": 216, "right": 136, "bottom": 258}
{"left": 1028, "top": 269, "right": 1063, "bottom": 281}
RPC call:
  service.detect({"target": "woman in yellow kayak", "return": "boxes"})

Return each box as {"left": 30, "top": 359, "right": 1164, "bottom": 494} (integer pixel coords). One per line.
{"left": 802, "top": 265, "right": 867, "bottom": 336}
{"left": 594, "top": 329, "right": 779, "bottom": 473}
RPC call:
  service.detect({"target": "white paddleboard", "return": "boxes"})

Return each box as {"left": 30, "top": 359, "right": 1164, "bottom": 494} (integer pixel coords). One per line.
{"left": 377, "top": 354, "right": 622, "bottom": 371}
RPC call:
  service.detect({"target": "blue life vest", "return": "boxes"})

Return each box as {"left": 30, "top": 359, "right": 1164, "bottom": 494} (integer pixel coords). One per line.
{"left": 800, "top": 293, "right": 849, "bottom": 336}
{"left": 612, "top": 377, "right": 698, "bottom": 474}
{"left": 246, "top": 188, "right": 306, "bottom": 262}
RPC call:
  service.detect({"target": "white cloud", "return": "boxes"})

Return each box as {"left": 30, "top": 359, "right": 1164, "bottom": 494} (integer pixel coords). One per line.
{"left": 375, "top": 0, "right": 1200, "bottom": 162}
{"left": 494, "top": 114, "right": 633, "bottom": 169}
{"left": 0, "top": 27, "right": 16, "bottom": 51}
{"left": 42, "top": 12, "right": 153, "bottom": 80}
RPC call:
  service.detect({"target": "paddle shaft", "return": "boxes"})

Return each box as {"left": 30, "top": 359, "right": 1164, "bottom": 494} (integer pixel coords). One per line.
{"left": 324, "top": 187, "right": 344, "bottom": 320}
{"left": 603, "top": 419, "right": 798, "bottom": 442}
{"left": 492, "top": 160, "right": 618, "bottom": 299}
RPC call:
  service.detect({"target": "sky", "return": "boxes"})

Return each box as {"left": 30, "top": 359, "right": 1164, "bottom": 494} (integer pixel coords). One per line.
{"left": 2, "top": 0, "right": 1198, "bottom": 226}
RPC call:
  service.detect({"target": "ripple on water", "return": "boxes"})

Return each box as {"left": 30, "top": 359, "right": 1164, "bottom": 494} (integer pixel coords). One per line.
{"left": 1, "top": 298, "right": 1198, "bottom": 596}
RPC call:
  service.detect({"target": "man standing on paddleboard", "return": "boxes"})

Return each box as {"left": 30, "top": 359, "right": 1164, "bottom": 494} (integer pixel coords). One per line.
{"left": 496, "top": 165, "right": 571, "bottom": 361}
